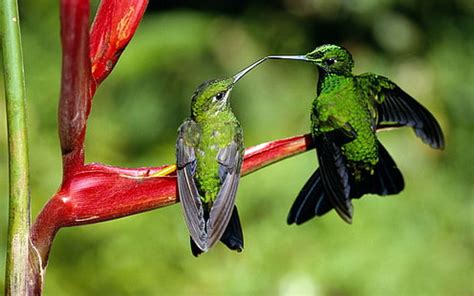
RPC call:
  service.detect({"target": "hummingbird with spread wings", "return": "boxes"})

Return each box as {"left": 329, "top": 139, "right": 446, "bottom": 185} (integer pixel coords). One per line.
{"left": 266, "top": 44, "right": 444, "bottom": 224}
{"left": 176, "top": 59, "right": 268, "bottom": 256}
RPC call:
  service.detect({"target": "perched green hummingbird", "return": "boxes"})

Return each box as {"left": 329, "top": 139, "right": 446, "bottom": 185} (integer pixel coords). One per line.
{"left": 266, "top": 44, "right": 445, "bottom": 224}
{"left": 176, "top": 59, "right": 267, "bottom": 256}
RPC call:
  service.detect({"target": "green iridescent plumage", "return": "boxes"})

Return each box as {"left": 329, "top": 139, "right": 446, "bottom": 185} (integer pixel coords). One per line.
{"left": 177, "top": 78, "right": 244, "bottom": 257}
{"left": 267, "top": 44, "right": 445, "bottom": 223}
{"left": 190, "top": 79, "right": 243, "bottom": 204}
{"left": 176, "top": 58, "right": 268, "bottom": 256}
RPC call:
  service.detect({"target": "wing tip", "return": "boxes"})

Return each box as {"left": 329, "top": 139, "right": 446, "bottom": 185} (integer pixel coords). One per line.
{"left": 190, "top": 237, "right": 208, "bottom": 257}
{"left": 416, "top": 128, "right": 445, "bottom": 150}
{"left": 286, "top": 215, "right": 296, "bottom": 225}
{"left": 206, "top": 236, "right": 220, "bottom": 250}
{"left": 433, "top": 137, "right": 446, "bottom": 150}
{"left": 335, "top": 205, "right": 353, "bottom": 224}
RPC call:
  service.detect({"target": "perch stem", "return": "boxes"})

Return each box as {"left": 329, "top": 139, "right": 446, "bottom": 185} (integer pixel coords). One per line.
{"left": 1, "top": 0, "right": 31, "bottom": 294}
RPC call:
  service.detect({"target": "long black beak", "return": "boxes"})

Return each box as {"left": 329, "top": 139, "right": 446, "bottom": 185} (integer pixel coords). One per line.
{"left": 266, "top": 55, "right": 310, "bottom": 61}
{"left": 232, "top": 57, "right": 268, "bottom": 83}
{"left": 232, "top": 55, "right": 310, "bottom": 84}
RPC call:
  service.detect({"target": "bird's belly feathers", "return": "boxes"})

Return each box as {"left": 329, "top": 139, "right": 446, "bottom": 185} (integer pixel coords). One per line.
{"left": 342, "top": 123, "right": 378, "bottom": 166}
{"left": 195, "top": 123, "right": 236, "bottom": 204}
{"left": 313, "top": 81, "right": 378, "bottom": 167}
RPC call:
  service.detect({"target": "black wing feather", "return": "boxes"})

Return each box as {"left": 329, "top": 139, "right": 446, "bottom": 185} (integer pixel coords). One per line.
{"left": 362, "top": 74, "right": 445, "bottom": 149}
{"left": 314, "top": 134, "right": 353, "bottom": 223}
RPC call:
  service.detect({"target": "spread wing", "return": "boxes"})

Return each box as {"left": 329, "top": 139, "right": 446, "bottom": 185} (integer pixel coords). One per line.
{"left": 358, "top": 73, "right": 445, "bottom": 149}
{"left": 176, "top": 119, "right": 207, "bottom": 251}
{"left": 206, "top": 129, "right": 244, "bottom": 249}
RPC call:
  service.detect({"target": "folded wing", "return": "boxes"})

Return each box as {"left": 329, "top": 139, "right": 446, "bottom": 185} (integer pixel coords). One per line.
{"left": 207, "top": 138, "right": 244, "bottom": 249}
{"left": 176, "top": 119, "right": 207, "bottom": 251}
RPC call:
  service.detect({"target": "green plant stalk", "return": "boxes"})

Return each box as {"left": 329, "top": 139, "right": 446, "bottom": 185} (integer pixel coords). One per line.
{"left": 1, "top": 0, "right": 30, "bottom": 295}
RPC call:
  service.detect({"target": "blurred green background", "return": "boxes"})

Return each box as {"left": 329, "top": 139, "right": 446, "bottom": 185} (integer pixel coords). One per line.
{"left": 1, "top": 0, "right": 473, "bottom": 295}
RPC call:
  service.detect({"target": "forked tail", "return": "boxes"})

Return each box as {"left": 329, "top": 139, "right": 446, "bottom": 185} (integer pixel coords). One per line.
{"left": 288, "top": 141, "right": 404, "bottom": 225}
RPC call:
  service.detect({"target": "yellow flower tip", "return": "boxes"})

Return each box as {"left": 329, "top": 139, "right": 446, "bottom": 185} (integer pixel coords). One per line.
{"left": 151, "top": 164, "right": 177, "bottom": 177}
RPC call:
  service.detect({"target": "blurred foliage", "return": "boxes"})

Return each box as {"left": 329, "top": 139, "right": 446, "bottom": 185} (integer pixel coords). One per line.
{"left": 1, "top": 0, "right": 473, "bottom": 295}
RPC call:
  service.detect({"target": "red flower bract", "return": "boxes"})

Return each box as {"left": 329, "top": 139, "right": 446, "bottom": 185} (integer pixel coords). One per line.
{"left": 90, "top": 0, "right": 148, "bottom": 84}
{"left": 58, "top": 0, "right": 92, "bottom": 178}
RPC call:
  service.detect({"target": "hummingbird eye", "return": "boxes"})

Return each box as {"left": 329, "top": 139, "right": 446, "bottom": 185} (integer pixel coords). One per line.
{"left": 215, "top": 92, "right": 225, "bottom": 101}
{"left": 325, "top": 58, "right": 337, "bottom": 66}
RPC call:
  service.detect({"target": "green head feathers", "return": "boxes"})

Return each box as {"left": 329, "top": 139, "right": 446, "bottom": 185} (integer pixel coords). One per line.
{"left": 189, "top": 56, "right": 271, "bottom": 118}
{"left": 305, "top": 44, "right": 354, "bottom": 75}
{"left": 190, "top": 78, "right": 234, "bottom": 118}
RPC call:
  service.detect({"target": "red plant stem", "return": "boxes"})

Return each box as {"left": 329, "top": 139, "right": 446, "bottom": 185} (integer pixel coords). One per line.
{"left": 242, "top": 134, "right": 313, "bottom": 174}
{"left": 29, "top": 134, "right": 313, "bottom": 269}
{"left": 58, "top": 0, "right": 92, "bottom": 179}
{"left": 58, "top": 0, "right": 149, "bottom": 180}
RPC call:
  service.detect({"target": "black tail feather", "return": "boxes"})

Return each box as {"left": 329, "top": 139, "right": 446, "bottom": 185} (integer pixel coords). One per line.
{"left": 288, "top": 141, "right": 404, "bottom": 225}
{"left": 287, "top": 169, "right": 332, "bottom": 225}
{"left": 351, "top": 142, "right": 404, "bottom": 198}
{"left": 190, "top": 237, "right": 204, "bottom": 257}
{"left": 220, "top": 206, "right": 244, "bottom": 252}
